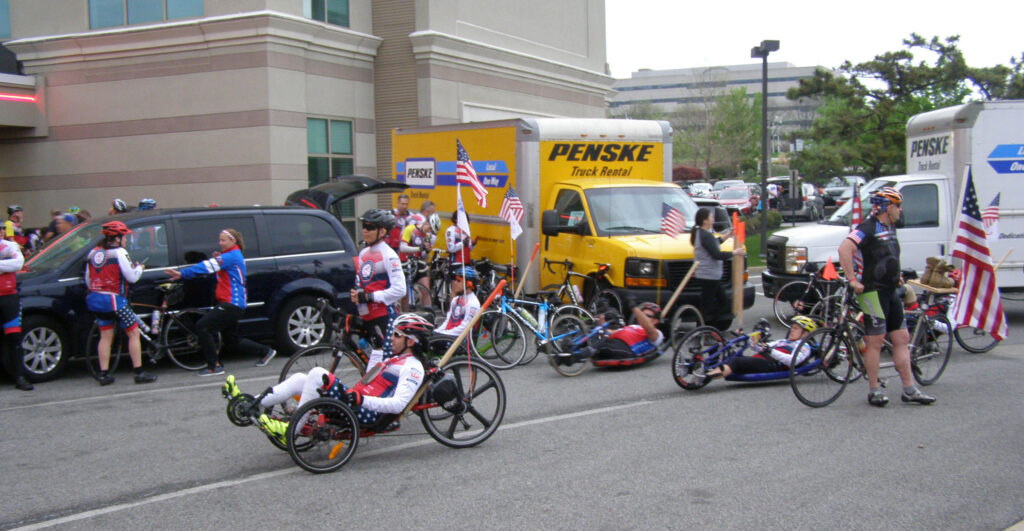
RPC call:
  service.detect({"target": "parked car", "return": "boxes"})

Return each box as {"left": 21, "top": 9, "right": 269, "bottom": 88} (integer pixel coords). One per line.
{"left": 690, "top": 197, "right": 733, "bottom": 233}
{"left": 822, "top": 176, "right": 866, "bottom": 206}
{"left": 715, "top": 187, "right": 758, "bottom": 216}
{"left": 12, "top": 177, "right": 405, "bottom": 382}
{"left": 688, "top": 182, "right": 713, "bottom": 197}
{"left": 711, "top": 179, "right": 745, "bottom": 198}
{"left": 768, "top": 177, "right": 825, "bottom": 221}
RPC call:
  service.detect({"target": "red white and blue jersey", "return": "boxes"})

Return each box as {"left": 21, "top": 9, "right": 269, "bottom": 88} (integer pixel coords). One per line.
{"left": 357, "top": 241, "right": 405, "bottom": 320}
{"left": 387, "top": 210, "right": 415, "bottom": 251}
{"left": 353, "top": 353, "right": 424, "bottom": 415}
{"left": 85, "top": 246, "right": 142, "bottom": 295}
{"left": 445, "top": 225, "right": 473, "bottom": 264}
{"left": 439, "top": 292, "right": 480, "bottom": 337}
{"left": 0, "top": 239, "right": 24, "bottom": 296}
{"left": 609, "top": 325, "right": 665, "bottom": 356}
{"left": 179, "top": 246, "right": 247, "bottom": 308}
{"left": 762, "top": 338, "right": 812, "bottom": 367}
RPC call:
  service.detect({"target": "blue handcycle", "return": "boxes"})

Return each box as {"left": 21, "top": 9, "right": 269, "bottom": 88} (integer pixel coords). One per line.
{"left": 671, "top": 319, "right": 829, "bottom": 395}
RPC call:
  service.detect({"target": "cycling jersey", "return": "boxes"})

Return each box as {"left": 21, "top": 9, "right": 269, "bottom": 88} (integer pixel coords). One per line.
{"left": 85, "top": 247, "right": 142, "bottom": 295}
{"left": 438, "top": 292, "right": 480, "bottom": 337}
{"left": 356, "top": 240, "right": 405, "bottom": 320}
{"left": 0, "top": 239, "right": 23, "bottom": 297}
{"left": 608, "top": 325, "right": 664, "bottom": 356}
{"left": 178, "top": 246, "right": 247, "bottom": 308}
{"left": 387, "top": 210, "right": 414, "bottom": 251}
{"left": 3, "top": 219, "right": 26, "bottom": 248}
{"left": 846, "top": 216, "right": 901, "bottom": 289}
{"left": 445, "top": 225, "right": 473, "bottom": 264}
{"left": 399, "top": 224, "right": 429, "bottom": 261}
{"left": 761, "top": 338, "right": 812, "bottom": 367}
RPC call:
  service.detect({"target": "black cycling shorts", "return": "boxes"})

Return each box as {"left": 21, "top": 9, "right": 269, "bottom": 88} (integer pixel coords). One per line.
{"left": 857, "top": 288, "right": 905, "bottom": 336}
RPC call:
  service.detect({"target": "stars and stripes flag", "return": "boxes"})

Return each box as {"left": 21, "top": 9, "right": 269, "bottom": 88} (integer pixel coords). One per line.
{"left": 499, "top": 187, "right": 524, "bottom": 240}
{"left": 850, "top": 183, "right": 863, "bottom": 278}
{"left": 982, "top": 192, "right": 1000, "bottom": 240}
{"left": 456, "top": 139, "right": 488, "bottom": 208}
{"left": 660, "top": 203, "right": 685, "bottom": 237}
{"left": 948, "top": 168, "right": 1007, "bottom": 341}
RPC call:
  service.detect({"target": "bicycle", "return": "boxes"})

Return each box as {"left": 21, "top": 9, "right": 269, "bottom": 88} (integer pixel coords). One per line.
{"left": 402, "top": 258, "right": 432, "bottom": 310}
{"left": 904, "top": 281, "right": 1000, "bottom": 354}
{"left": 541, "top": 258, "right": 616, "bottom": 315}
{"left": 471, "top": 288, "right": 591, "bottom": 368}
{"left": 772, "top": 262, "right": 845, "bottom": 327}
{"left": 84, "top": 281, "right": 221, "bottom": 376}
{"left": 788, "top": 279, "right": 952, "bottom": 408}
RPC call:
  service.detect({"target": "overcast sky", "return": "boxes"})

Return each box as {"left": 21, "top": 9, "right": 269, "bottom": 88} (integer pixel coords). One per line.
{"left": 605, "top": 0, "right": 1023, "bottom": 79}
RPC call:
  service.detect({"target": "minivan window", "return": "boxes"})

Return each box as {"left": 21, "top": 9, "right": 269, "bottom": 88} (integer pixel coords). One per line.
{"left": 177, "top": 216, "right": 260, "bottom": 264}
{"left": 267, "top": 214, "right": 344, "bottom": 255}
{"left": 125, "top": 222, "right": 170, "bottom": 267}
{"left": 24, "top": 223, "right": 102, "bottom": 275}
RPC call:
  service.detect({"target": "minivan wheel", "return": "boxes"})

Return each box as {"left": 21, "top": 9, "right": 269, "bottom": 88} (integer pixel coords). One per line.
{"left": 19, "top": 315, "right": 69, "bottom": 382}
{"left": 276, "top": 295, "right": 328, "bottom": 355}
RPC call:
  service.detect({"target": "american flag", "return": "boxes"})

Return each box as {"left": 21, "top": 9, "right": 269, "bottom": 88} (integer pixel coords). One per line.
{"left": 499, "top": 187, "right": 524, "bottom": 240}
{"left": 948, "top": 169, "right": 1007, "bottom": 341}
{"left": 982, "top": 192, "right": 1000, "bottom": 240}
{"left": 850, "top": 183, "right": 863, "bottom": 278}
{"left": 456, "top": 139, "right": 488, "bottom": 208}
{"left": 660, "top": 203, "right": 685, "bottom": 237}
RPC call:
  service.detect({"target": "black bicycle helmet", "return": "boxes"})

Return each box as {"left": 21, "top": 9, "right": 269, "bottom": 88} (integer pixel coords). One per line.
{"left": 359, "top": 208, "right": 395, "bottom": 230}
{"left": 7, "top": 205, "right": 22, "bottom": 215}
{"left": 112, "top": 198, "right": 128, "bottom": 213}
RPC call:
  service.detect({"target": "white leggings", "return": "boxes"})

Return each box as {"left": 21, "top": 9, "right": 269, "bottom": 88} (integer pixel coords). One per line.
{"left": 260, "top": 366, "right": 329, "bottom": 410}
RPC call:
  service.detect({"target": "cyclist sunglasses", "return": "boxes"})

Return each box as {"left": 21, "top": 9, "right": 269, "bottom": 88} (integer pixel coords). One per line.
{"left": 362, "top": 222, "right": 380, "bottom": 231}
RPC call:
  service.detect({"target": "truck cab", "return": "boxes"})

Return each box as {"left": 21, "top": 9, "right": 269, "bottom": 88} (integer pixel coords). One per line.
{"left": 541, "top": 178, "right": 755, "bottom": 311}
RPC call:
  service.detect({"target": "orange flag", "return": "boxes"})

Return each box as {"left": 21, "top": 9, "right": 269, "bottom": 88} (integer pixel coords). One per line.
{"left": 736, "top": 220, "right": 745, "bottom": 245}
{"left": 821, "top": 256, "right": 839, "bottom": 280}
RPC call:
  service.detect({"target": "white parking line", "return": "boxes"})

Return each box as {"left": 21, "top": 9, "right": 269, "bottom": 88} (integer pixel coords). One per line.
{"left": 13, "top": 400, "right": 649, "bottom": 530}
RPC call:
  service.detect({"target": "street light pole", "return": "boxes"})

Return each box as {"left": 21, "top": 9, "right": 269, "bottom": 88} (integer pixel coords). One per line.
{"left": 751, "top": 39, "right": 779, "bottom": 258}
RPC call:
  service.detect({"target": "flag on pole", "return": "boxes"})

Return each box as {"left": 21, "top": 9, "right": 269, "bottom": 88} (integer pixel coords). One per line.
{"left": 455, "top": 185, "right": 471, "bottom": 237}
{"left": 456, "top": 139, "right": 488, "bottom": 208}
{"left": 499, "top": 187, "right": 524, "bottom": 240}
{"left": 948, "top": 168, "right": 1007, "bottom": 341}
{"left": 982, "top": 192, "right": 1000, "bottom": 240}
{"left": 660, "top": 203, "right": 685, "bottom": 237}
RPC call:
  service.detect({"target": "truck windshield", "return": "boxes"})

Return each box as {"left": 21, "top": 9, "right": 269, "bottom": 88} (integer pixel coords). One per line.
{"left": 23, "top": 223, "right": 102, "bottom": 276}
{"left": 585, "top": 186, "right": 699, "bottom": 236}
{"left": 823, "top": 179, "right": 894, "bottom": 226}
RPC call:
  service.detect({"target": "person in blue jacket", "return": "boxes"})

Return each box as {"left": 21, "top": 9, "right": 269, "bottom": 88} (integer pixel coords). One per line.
{"left": 166, "top": 228, "right": 275, "bottom": 376}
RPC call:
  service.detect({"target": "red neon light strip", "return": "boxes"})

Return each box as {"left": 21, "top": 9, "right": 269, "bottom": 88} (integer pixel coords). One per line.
{"left": 0, "top": 93, "right": 36, "bottom": 103}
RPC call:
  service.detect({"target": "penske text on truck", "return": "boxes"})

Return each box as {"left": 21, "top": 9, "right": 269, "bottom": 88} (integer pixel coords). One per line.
{"left": 391, "top": 118, "right": 755, "bottom": 313}
{"left": 762, "top": 100, "right": 1024, "bottom": 295}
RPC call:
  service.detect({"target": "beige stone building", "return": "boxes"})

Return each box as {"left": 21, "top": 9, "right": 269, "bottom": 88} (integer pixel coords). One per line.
{"left": 0, "top": 0, "right": 611, "bottom": 231}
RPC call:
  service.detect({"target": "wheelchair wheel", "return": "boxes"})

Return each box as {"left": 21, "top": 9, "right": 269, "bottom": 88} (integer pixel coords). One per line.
{"left": 545, "top": 313, "right": 590, "bottom": 377}
{"left": 671, "top": 326, "right": 723, "bottom": 390}
{"left": 286, "top": 397, "right": 360, "bottom": 474}
{"left": 226, "top": 393, "right": 258, "bottom": 427}
{"left": 789, "top": 327, "right": 853, "bottom": 408}
{"left": 420, "top": 358, "right": 506, "bottom": 449}
{"left": 669, "top": 304, "right": 704, "bottom": 348}
{"left": 911, "top": 314, "right": 952, "bottom": 386}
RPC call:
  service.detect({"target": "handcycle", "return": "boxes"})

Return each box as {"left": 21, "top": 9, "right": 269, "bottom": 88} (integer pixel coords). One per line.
{"left": 786, "top": 279, "right": 952, "bottom": 407}
{"left": 546, "top": 308, "right": 677, "bottom": 377}
{"left": 224, "top": 281, "right": 509, "bottom": 474}
{"left": 84, "top": 281, "right": 220, "bottom": 376}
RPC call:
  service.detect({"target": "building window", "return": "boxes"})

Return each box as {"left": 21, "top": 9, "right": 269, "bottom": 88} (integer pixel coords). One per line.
{"left": 304, "top": 0, "right": 349, "bottom": 27}
{"left": 90, "top": 0, "right": 203, "bottom": 29}
{"left": 0, "top": 0, "right": 10, "bottom": 39}
{"left": 307, "top": 118, "right": 356, "bottom": 233}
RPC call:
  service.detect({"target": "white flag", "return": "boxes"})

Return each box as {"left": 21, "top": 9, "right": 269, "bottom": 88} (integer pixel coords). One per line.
{"left": 456, "top": 184, "right": 471, "bottom": 237}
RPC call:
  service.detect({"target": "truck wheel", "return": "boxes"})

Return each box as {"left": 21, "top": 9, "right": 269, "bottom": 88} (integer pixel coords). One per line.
{"left": 19, "top": 315, "right": 70, "bottom": 382}
{"left": 275, "top": 295, "right": 328, "bottom": 355}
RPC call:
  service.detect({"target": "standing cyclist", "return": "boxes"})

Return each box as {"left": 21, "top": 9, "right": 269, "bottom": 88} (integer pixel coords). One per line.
{"left": 85, "top": 221, "right": 157, "bottom": 385}
{"left": 1, "top": 235, "right": 32, "bottom": 390}
{"left": 839, "top": 187, "right": 935, "bottom": 407}
{"left": 351, "top": 209, "right": 406, "bottom": 360}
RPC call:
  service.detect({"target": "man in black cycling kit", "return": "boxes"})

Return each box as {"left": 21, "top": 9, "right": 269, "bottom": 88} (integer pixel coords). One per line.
{"left": 839, "top": 187, "right": 935, "bottom": 407}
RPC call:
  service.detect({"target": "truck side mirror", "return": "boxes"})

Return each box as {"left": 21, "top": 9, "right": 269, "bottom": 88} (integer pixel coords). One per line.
{"left": 541, "top": 210, "right": 560, "bottom": 236}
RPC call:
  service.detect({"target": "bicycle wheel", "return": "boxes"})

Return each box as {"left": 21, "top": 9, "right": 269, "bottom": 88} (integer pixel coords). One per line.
{"left": 420, "top": 358, "right": 506, "bottom": 448}
{"left": 410, "top": 282, "right": 432, "bottom": 309}
{"left": 286, "top": 397, "right": 360, "bottom": 474}
{"left": 84, "top": 320, "right": 123, "bottom": 377}
{"left": 162, "top": 310, "right": 217, "bottom": 371}
{"left": 953, "top": 325, "right": 999, "bottom": 354}
{"left": 550, "top": 304, "right": 595, "bottom": 327}
{"left": 669, "top": 304, "right": 705, "bottom": 348}
{"left": 773, "top": 280, "right": 822, "bottom": 327}
{"left": 471, "top": 310, "right": 527, "bottom": 369}
{"left": 540, "top": 283, "right": 571, "bottom": 305}
{"left": 545, "top": 313, "right": 591, "bottom": 377}
{"left": 671, "top": 326, "right": 723, "bottom": 390}
{"left": 911, "top": 314, "right": 952, "bottom": 386}
{"left": 789, "top": 327, "right": 854, "bottom": 408}
{"left": 587, "top": 288, "right": 622, "bottom": 316}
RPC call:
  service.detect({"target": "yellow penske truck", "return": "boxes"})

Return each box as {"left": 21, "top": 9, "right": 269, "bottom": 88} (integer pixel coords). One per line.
{"left": 391, "top": 118, "right": 755, "bottom": 316}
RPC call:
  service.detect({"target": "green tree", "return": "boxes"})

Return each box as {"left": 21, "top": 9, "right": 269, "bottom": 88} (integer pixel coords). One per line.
{"left": 787, "top": 34, "right": 1024, "bottom": 177}
{"left": 673, "top": 88, "right": 760, "bottom": 177}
